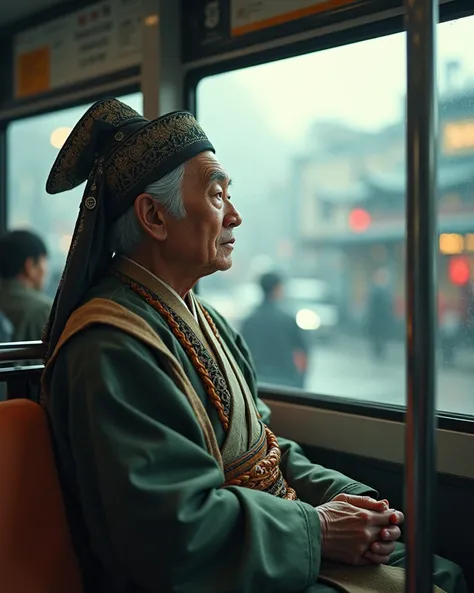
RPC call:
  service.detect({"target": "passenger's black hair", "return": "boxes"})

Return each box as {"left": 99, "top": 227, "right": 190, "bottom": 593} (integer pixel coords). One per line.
{"left": 259, "top": 272, "right": 283, "bottom": 299}
{"left": 0, "top": 230, "right": 48, "bottom": 279}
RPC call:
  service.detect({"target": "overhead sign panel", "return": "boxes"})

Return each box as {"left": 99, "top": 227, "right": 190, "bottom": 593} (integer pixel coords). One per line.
{"left": 14, "top": 0, "right": 142, "bottom": 99}
{"left": 231, "top": 0, "right": 357, "bottom": 37}
{"left": 182, "top": 0, "right": 371, "bottom": 63}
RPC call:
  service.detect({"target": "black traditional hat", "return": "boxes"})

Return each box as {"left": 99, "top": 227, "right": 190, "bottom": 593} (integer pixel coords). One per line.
{"left": 42, "top": 97, "right": 215, "bottom": 361}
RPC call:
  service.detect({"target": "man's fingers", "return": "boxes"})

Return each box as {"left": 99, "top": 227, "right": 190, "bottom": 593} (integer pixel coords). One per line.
{"left": 333, "top": 494, "right": 389, "bottom": 512}
{"left": 390, "top": 510, "right": 405, "bottom": 525}
{"left": 379, "top": 526, "right": 401, "bottom": 541}
{"left": 370, "top": 541, "right": 396, "bottom": 556}
{"left": 368, "top": 509, "right": 404, "bottom": 526}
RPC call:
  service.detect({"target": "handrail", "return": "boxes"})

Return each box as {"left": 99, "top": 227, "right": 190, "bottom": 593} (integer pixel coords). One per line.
{"left": 0, "top": 341, "right": 46, "bottom": 363}
{"left": 404, "top": 0, "right": 438, "bottom": 591}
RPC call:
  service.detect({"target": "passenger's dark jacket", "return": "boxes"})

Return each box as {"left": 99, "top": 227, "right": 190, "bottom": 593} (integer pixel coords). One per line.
{"left": 366, "top": 285, "right": 393, "bottom": 339}
{"left": 241, "top": 299, "right": 308, "bottom": 388}
{"left": 0, "top": 279, "right": 52, "bottom": 341}
{"left": 0, "top": 310, "right": 13, "bottom": 342}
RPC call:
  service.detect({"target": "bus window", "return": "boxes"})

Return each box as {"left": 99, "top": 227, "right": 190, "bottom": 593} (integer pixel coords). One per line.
{"left": 196, "top": 17, "right": 474, "bottom": 415}
{"left": 6, "top": 92, "right": 143, "bottom": 298}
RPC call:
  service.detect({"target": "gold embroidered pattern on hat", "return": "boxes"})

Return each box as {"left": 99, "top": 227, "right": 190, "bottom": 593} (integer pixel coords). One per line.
{"left": 46, "top": 99, "right": 213, "bottom": 222}
{"left": 46, "top": 99, "right": 141, "bottom": 195}
{"left": 106, "top": 111, "right": 209, "bottom": 205}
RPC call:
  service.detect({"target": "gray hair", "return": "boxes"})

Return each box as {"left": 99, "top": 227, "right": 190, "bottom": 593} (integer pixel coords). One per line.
{"left": 108, "top": 164, "right": 186, "bottom": 256}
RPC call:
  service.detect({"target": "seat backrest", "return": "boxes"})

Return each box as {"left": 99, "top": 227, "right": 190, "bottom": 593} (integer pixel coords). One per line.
{"left": 0, "top": 399, "right": 83, "bottom": 593}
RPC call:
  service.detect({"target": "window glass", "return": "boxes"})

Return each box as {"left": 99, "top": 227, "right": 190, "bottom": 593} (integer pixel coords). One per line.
{"left": 6, "top": 92, "right": 143, "bottom": 298}
{"left": 197, "top": 18, "right": 474, "bottom": 415}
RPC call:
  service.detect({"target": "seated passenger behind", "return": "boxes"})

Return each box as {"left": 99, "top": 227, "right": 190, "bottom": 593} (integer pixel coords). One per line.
{"left": 42, "top": 99, "right": 467, "bottom": 593}
{"left": 0, "top": 230, "right": 52, "bottom": 341}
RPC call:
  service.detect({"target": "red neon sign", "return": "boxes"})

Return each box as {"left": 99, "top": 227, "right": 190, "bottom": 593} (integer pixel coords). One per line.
{"left": 448, "top": 256, "right": 470, "bottom": 286}
{"left": 349, "top": 208, "right": 371, "bottom": 232}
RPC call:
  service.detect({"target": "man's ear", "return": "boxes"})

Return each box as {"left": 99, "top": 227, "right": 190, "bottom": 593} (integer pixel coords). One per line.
{"left": 23, "top": 256, "right": 35, "bottom": 278}
{"left": 134, "top": 193, "right": 167, "bottom": 241}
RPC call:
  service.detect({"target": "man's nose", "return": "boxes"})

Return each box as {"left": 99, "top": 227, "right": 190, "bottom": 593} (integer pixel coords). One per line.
{"left": 225, "top": 203, "right": 242, "bottom": 228}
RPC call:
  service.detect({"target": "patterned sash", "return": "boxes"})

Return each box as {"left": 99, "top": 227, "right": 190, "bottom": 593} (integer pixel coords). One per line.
{"left": 224, "top": 423, "right": 295, "bottom": 499}
{"left": 109, "top": 266, "right": 297, "bottom": 501}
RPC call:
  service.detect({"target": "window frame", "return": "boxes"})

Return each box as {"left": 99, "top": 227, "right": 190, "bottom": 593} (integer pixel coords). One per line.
{"left": 185, "top": 1, "right": 474, "bottom": 433}
{"left": 0, "top": 125, "right": 7, "bottom": 236}
{"left": 2, "top": 87, "right": 143, "bottom": 304}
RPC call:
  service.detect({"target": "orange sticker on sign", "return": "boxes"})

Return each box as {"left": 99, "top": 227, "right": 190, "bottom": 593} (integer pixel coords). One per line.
{"left": 231, "top": 0, "right": 357, "bottom": 37}
{"left": 16, "top": 46, "right": 51, "bottom": 98}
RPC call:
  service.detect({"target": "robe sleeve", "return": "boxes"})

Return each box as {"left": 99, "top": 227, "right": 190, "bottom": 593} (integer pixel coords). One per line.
{"left": 58, "top": 326, "right": 322, "bottom": 593}
{"left": 253, "top": 396, "right": 377, "bottom": 506}
{"left": 276, "top": 437, "right": 378, "bottom": 506}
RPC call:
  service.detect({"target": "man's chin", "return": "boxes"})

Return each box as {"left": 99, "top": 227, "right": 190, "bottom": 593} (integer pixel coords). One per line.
{"left": 211, "top": 257, "right": 233, "bottom": 273}
{"left": 198, "top": 258, "right": 232, "bottom": 279}
{"left": 217, "top": 257, "right": 233, "bottom": 272}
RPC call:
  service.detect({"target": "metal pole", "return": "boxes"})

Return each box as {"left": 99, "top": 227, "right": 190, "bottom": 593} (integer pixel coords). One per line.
{"left": 404, "top": 0, "right": 439, "bottom": 591}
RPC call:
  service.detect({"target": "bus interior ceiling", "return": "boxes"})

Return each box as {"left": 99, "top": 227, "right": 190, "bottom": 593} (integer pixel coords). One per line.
{"left": 0, "top": 0, "right": 68, "bottom": 31}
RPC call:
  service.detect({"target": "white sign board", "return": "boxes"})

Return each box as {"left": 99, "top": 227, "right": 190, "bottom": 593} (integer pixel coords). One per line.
{"left": 14, "top": 0, "right": 142, "bottom": 98}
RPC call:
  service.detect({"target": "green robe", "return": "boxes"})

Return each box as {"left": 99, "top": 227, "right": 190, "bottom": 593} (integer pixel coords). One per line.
{"left": 46, "top": 258, "right": 467, "bottom": 593}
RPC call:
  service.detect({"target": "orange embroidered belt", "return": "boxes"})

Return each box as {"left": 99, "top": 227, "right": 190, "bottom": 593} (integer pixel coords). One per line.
{"left": 224, "top": 423, "right": 297, "bottom": 500}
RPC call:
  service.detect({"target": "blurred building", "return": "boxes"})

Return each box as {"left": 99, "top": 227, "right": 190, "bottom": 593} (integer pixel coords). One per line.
{"left": 291, "top": 88, "right": 474, "bottom": 335}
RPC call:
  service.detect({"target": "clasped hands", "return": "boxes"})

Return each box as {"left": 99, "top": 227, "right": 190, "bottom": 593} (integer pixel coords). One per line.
{"left": 316, "top": 494, "right": 404, "bottom": 566}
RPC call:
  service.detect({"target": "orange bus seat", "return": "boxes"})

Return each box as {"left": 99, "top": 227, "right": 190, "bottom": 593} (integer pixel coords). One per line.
{"left": 0, "top": 399, "right": 83, "bottom": 593}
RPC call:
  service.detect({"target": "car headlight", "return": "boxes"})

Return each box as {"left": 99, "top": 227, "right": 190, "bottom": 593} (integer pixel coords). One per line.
{"left": 296, "top": 309, "right": 321, "bottom": 330}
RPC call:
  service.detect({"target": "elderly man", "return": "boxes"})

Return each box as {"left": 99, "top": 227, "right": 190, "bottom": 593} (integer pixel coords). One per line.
{"left": 42, "top": 99, "right": 466, "bottom": 593}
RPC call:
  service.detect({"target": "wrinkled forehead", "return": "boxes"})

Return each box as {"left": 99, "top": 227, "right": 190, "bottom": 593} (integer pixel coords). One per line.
{"left": 184, "top": 151, "right": 231, "bottom": 186}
